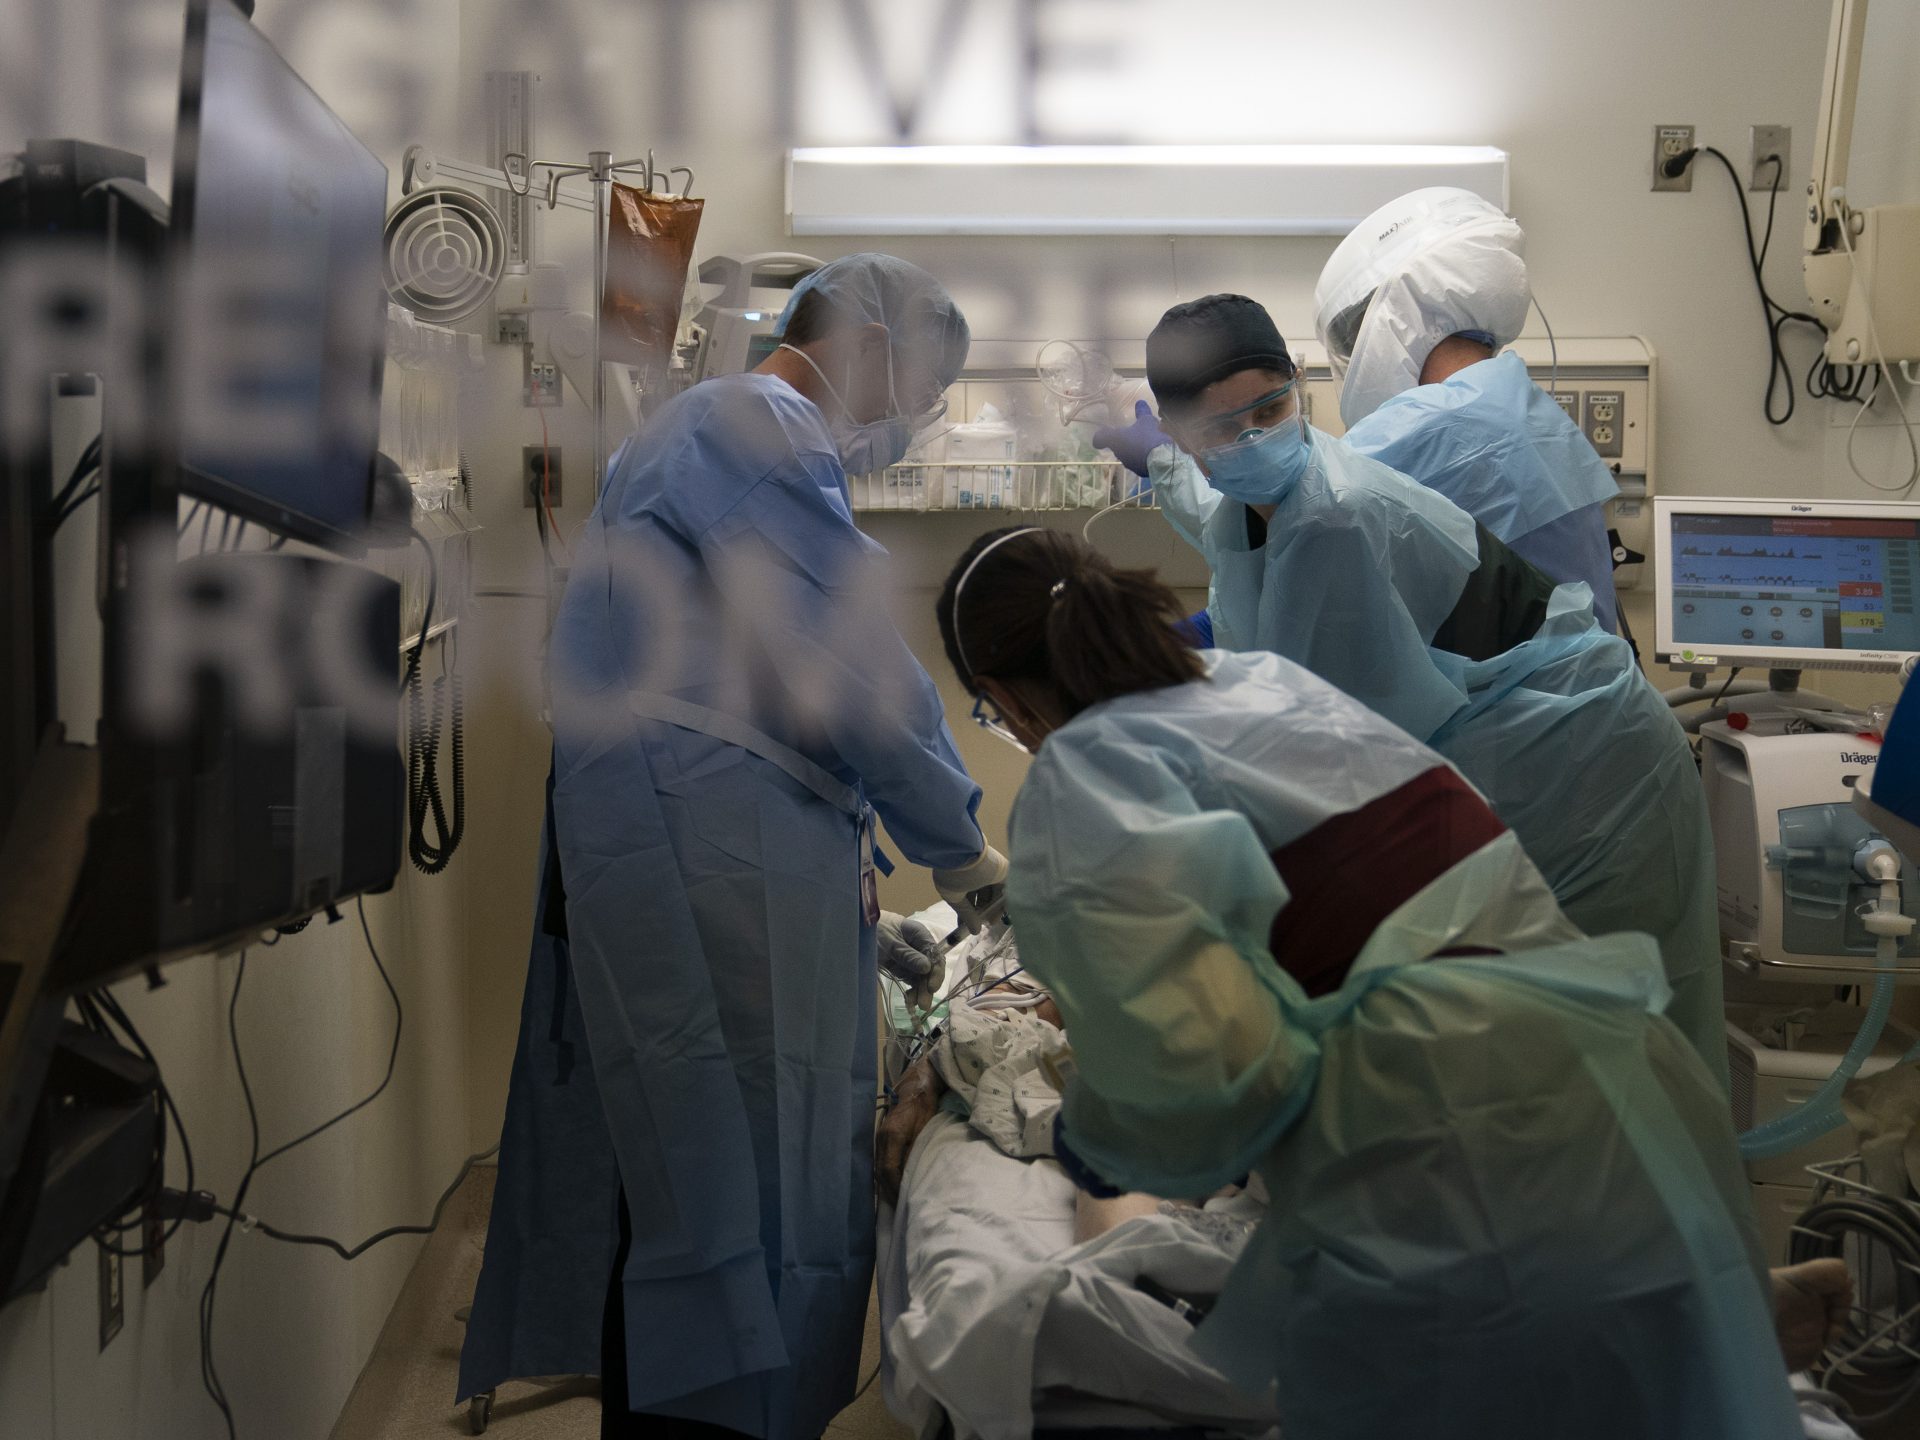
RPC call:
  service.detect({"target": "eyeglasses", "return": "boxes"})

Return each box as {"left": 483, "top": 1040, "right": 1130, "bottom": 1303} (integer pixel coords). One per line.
{"left": 971, "top": 694, "right": 1028, "bottom": 752}
{"left": 1179, "top": 382, "right": 1298, "bottom": 451}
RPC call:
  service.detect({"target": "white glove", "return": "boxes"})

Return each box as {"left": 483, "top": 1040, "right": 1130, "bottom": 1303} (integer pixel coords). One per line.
{"left": 933, "top": 846, "right": 1009, "bottom": 936}
{"left": 878, "top": 911, "right": 946, "bottom": 1012}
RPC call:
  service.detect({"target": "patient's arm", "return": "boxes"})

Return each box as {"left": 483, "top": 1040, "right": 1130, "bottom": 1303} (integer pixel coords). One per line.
{"left": 1073, "top": 1191, "right": 1163, "bottom": 1243}
{"left": 877, "top": 1056, "right": 947, "bottom": 1206}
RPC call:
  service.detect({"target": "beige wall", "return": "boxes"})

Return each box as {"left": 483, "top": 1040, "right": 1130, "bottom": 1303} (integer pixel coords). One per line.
{"left": 7, "top": 0, "right": 1920, "bottom": 1434}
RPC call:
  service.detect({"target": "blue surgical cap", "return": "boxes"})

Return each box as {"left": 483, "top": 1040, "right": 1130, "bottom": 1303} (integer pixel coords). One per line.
{"left": 774, "top": 252, "right": 971, "bottom": 390}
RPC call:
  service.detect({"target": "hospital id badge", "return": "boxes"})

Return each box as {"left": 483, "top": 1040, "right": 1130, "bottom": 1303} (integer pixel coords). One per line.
{"left": 859, "top": 813, "right": 881, "bottom": 927}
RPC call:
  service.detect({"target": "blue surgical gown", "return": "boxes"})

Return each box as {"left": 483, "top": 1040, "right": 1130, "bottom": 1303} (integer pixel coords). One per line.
{"left": 1343, "top": 351, "right": 1621, "bottom": 631}
{"left": 1150, "top": 436, "right": 1724, "bottom": 1076}
{"left": 1004, "top": 652, "right": 1799, "bottom": 1440}
{"left": 461, "top": 374, "right": 985, "bottom": 1439}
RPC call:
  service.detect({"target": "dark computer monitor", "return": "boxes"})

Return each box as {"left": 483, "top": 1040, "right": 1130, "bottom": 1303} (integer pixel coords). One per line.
{"left": 169, "top": 0, "right": 389, "bottom": 552}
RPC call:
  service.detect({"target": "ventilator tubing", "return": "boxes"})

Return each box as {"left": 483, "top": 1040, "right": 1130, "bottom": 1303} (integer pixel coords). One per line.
{"left": 1738, "top": 869, "right": 1910, "bottom": 1162}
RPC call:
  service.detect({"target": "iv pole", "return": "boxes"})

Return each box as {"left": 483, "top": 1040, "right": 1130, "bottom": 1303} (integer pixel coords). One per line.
{"left": 400, "top": 146, "right": 695, "bottom": 503}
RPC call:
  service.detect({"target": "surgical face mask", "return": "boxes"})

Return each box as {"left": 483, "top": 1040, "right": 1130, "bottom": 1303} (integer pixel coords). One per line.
{"left": 1192, "top": 393, "right": 1312, "bottom": 506}
{"left": 779, "top": 338, "right": 934, "bottom": 475}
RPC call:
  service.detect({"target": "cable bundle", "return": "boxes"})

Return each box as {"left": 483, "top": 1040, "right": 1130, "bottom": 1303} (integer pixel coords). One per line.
{"left": 401, "top": 529, "right": 465, "bottom": 874}
{"left": 406, "top": 663, "right": 465, "bottom": 874}
{"left": 1790, "top": 1188, "right": 1920, "bottom": 1427}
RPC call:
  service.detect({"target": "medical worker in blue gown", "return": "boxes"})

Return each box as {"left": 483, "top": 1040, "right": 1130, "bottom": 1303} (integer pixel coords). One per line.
{"left": 460, "top": 253, "right": 1007, "bottom": 1440}
{"left": 1091, "top": 293, "right": 1723, "bottom": 1078}
{"left": 931, "top": 526, "right": 1803, "bottom": 1440}
{"left": 1314, "top": 186, "right": 1621, "bottom": 632}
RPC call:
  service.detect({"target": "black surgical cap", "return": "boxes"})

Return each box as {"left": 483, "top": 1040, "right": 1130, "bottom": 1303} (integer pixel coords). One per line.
{"left": 1146, "top": 294, "right": 1295, "bottom": 416}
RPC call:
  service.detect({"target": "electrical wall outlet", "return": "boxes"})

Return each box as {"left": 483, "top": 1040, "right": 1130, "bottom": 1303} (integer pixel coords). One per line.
{"left": 1583, "top": 391, "right": 1625, "bottom": 458}
{"left": 524, "top": 445, "right": 562, "bottom": 507}
{"left": 1749, "top": 124, "right": 1791, "bottom": 191}
{"left": 1652, "top": 124, "right": 1695, "bottom": 191}
{"left": 1552, "top": 391, "right": 1580, "bottom": 421}
{"left": 98, "top": 1244, "right": 123, "bottom": 1350}
{"left": 495, "top": 311, "right": 529, "bottom": 346}
{"left": 523, "top": 345, "right": 560, "bottom": 406}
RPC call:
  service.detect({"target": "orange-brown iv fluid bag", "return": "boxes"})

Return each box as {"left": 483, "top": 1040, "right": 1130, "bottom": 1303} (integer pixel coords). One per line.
{"left": 601, "top": 183, "right": 705, "bottom": 378}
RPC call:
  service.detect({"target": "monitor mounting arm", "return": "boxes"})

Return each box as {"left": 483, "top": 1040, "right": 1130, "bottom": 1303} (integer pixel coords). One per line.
{"left": 1802, "top": 0, "right": 1920, "bottom": 367}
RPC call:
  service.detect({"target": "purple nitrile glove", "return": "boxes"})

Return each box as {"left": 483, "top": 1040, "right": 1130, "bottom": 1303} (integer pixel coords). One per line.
{"left": 1091, "top": 399, "right": 1169, "bottom": 479}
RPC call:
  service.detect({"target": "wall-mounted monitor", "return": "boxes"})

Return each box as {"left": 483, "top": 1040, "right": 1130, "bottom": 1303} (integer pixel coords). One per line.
{"left": 170, "top": 0, "right": 389, "bottom": 551}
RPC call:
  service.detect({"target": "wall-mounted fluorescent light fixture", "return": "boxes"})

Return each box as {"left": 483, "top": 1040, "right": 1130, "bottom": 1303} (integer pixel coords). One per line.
{"left": 786, "top": 145, "right": 1510, "bottom": 237}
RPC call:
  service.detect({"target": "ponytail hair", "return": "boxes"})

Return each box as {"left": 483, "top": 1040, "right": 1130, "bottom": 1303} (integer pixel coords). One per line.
{"left": 936, "top": 527, "right": 1205, "bottom": 715}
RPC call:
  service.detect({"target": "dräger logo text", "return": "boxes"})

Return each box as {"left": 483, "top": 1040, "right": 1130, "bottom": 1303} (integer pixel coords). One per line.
{"left": 1842, "top": 751, "right": 1879, "bottom": 765}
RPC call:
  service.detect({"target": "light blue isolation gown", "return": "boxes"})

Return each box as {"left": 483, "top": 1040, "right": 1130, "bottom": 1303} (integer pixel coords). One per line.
{"left": 1342, "top": 350, "right": 1622, "bottom": 632}
{"left": 1150, "top": 435, "right": 1724, "bottom": 1077}
{"left": 1005, "top": 650, "right": 1800, "bottom": 1440}
{"left": 460, "top": 374, "right": 985, "bottom": 1439}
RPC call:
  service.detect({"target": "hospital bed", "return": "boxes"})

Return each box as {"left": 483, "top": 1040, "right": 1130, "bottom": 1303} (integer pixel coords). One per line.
{"left": 875, "top": 911, "right": 1280, "bottom": 1440}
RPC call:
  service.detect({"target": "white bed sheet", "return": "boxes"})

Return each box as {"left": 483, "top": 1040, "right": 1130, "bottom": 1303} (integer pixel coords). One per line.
{"left": 876, "top": 1111, "right": 1280, "bottom": 1440}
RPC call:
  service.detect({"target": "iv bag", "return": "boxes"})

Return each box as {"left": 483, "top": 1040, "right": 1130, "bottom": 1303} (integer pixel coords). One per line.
{"left": 601, "top": 182, "right": 705, "bottom": 379}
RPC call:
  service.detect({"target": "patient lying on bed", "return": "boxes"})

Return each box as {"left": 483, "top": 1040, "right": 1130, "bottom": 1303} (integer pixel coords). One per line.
{"left": 875, "top": 976, "right": 1282, "bottom": 1440}
{"left": 883, "top": 977, "right": 1238, "bottom": 1222}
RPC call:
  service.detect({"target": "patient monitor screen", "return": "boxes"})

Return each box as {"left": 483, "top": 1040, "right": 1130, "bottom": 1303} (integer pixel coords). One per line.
{"left": 1668, "top": 512, "right": 1920, "bottom": 652}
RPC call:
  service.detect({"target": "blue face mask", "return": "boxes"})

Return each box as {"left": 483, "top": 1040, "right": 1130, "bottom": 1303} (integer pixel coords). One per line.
{"left": 781, "top": 339, "right": 921, "bottom": 475}
{"left": 1200, "top": 412, "right": 1312, "bottom": 505}
{"left": 833, "top": 414, "right": 914, "bottom": 475}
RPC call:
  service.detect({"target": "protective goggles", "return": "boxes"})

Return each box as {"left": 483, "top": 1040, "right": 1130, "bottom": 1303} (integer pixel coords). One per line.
{"left": 1179, "top": 381, "right": 1299, "bottom": 451}
{"left": 971, "top": 694, "right": 1028, "bottom": 753}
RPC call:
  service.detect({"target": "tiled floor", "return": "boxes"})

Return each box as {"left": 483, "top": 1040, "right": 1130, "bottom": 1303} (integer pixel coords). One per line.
{"left": 329, "top": 1168, "right": 911, "bottom": 1440}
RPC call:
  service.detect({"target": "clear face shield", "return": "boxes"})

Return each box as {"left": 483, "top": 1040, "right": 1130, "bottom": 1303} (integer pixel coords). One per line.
{"left": 1322, "top": 294, "right": 1375, "bottom": 376}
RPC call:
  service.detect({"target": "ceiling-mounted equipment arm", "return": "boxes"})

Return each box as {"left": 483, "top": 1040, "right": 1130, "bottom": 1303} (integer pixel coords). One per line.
{"left": 1806, "top": 0, "right": 1867, "bottom": 254}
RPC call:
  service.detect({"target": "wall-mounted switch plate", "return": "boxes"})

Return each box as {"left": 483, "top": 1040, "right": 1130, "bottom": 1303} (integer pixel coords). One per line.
{"left": 1749, "top": 125, "right": 1791, "bottom": 191}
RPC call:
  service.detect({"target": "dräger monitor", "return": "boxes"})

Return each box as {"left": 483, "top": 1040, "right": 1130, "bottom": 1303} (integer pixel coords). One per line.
{"left": 1654, "top": 496, "right": 1920, "bottom": 674}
